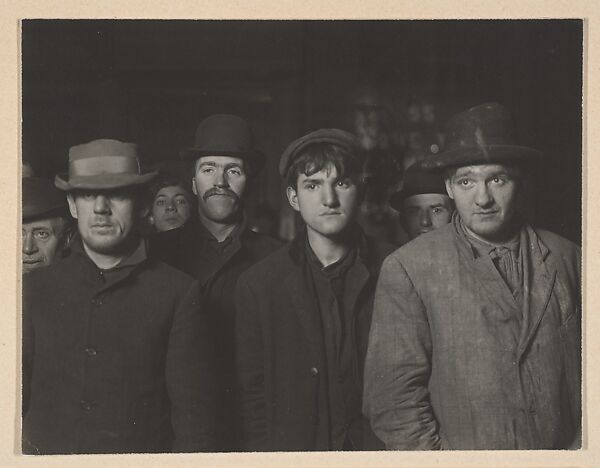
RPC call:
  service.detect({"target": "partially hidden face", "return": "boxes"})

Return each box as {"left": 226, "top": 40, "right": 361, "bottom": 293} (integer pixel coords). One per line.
{"left": 445, "top": 164, "right": 520, "bottom": 243}
{"left": 22, "top": 217, "right": 66, "bottom": 273}
{"left": 287, "top": 163, "right": 361, "bottom": 239}
{"left": 192, "top": 156, "right": 247, "bottom": 224}
{"left": 402, "top": 193, "right": 453, "bottom": 239}
{"left": 150, "top": 185, "right": 192, "bottom": 232}
{"left": 67, "top": 188, "right": 140, "bottom": 255}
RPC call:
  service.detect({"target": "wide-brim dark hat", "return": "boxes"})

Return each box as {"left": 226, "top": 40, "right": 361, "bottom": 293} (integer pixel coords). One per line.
{"left": 23, "top": 176, "right": 68, "bottom": 221}
{"left": 417, "top": 102, "right": 542, "bottom": 172}
{"left": 55, "top": 139, "right": 157, "bottom": 191}
{"left": 279, "top": 128, "right": 362, "bottom": 177}
{"left": 390, "top": 163, "right": 449, "bottom": 211}
{"left": 180, "top": 114, "right": 265, "bottom": 171}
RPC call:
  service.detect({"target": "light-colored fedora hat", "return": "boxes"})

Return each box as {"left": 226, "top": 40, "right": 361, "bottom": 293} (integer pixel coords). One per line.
{"left": 55, "top": 139, "right": 157, "bottom": 191}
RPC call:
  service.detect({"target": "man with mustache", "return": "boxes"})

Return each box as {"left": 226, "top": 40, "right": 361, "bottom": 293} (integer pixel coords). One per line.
{"left": 389, "top": 162, "right": 454, "bottom": 241}
{"left": 22, "top": 176, "right": 72, "bottom": 274}
{"left": 235, "top": 129, "right": 394, "bottom": 451}
{"left": 364, "top": 103, "right": 581, "bottom": 450}
{"left": 149, "top": 114, "right": 282, "bottom": 451}
{"left": 22, "top": 139, "right": 216, "bottom": 454}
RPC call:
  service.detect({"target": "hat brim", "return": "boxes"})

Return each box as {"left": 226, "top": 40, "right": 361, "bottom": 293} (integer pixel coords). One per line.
{"left": 179, "top": 148, "right": 265, "bottom": 171}
{"left": 55, "top": 171, "right": 158, "bottom": 191}
{"left": 23, "top": 205, "right": 68, "bottom": 222}
{"left": 417, "top": 145, "right": 542, "bottom": 172}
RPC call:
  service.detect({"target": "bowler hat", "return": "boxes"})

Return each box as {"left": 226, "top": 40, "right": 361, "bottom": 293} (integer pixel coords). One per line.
{"left": 418, "top": 102, "right": 542, "bottom": 172}
{"left": 23, "top": 176, "right": 68, "bottom": 221}
{"left": 279, "top": 128, "right": 362, "bottom": 177}
{"left": 55, "top": 139, "right": 157, "bottom": 191}
{"left": 180, "top": 114, "right": 265, "bottom": 170}
{"left": 390, "top": 163, "right": 448, "bottom": 211}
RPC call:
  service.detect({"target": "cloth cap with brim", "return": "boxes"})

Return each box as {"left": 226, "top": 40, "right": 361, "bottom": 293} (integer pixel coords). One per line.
{"left": 279, "top": 128, "right": 362, "bottom": 177}
{"left": 417, "top": 102, "right": 542, "bottom": 172}
{"left": 55, "top": 139, "right": 157, "bottom": 191}
{"left": 390, "top": 163, "right": 449, "bottom": 211}
{"left": 180, "top": 114, "right": 265, "bottom": 171}
{"left": 23, "top": 176, "right": 68, "bottom": 221}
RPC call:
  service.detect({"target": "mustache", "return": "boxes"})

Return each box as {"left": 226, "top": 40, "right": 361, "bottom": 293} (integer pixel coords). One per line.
{"left": 203, "top": 188, "right": 239, "bottom": 202}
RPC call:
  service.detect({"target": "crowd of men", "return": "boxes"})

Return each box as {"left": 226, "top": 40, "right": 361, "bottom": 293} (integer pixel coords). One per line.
{"left": 21, "top": 102, "right": 581, "bottom": 454}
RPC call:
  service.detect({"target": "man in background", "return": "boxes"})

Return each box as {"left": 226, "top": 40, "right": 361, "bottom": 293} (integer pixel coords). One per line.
{"left": 22, "top": 176, "right": 72, "bottom": 273}
{"left": 146, "top": 173, "right": 194, "bottom": 232}
{"left": 389, "top": 162, "right": 453, "bottom": 240}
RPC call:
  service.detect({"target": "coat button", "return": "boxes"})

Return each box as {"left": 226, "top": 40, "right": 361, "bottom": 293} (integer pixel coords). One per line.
{"left": 85, "top": 348, "right": 97, "bottom": 356}
{"left": 80, "top": 400, "right": 94, "bottom": 411}
{"left": 310, "top": 367, "right": 319, "bottom": 376}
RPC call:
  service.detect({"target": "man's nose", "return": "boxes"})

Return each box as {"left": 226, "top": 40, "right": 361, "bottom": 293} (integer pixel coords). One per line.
{"left": 474, "top": 183, "right": 493, "bottom": 207}
{"left": 23, "top": 232, "right": 38, "bottom": 255}
{"left": 322, "top": 185, "right": 340, "bottom": 207}
{"left": 419, "top": 209, "right": 432, "bottom": 227}
{"left": 93, "top": 194, "right": 111, "bottom": 214}
{"left": 214, "top": 169, "right": 229, "bottom": 188}
{"left": 165, "top": 199, "right": 176, "bottom": 212}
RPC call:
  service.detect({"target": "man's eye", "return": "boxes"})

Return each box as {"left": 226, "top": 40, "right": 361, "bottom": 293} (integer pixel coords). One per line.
{"left": 458, "top": 179, "right": 472, "bottom": 187}
{"left": 155, "top": 199, "right": 165, "bottom": 206}
{"left": 201, "top": 167, "right": 215, "bottom": 174}
{"left": 227, "top": 168, "right": 242, "bottom": 176}
{"left": 491, "top": 176, "right": 506, "bottom": 185}
{"left": 176, "top": 198, "right": 188, "bottom": 205}
{"left": 34, "top": 231, "right": 50, "bottom": 239}
{"left": 82, "top": 193, "right": 95, "bottom": 200}
{"left": 432, "top": 207, "right": 442, "bottom": 214}
{"left": 336, "top": 180, "right": 351, "bottom": 188}
{"left": 305, "top": 183, "right": 317, "bottom": 190}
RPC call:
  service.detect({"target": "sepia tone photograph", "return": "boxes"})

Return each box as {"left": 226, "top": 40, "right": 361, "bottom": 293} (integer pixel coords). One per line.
{"left": 19, "top": 17, "right": 583, "bottom": 461}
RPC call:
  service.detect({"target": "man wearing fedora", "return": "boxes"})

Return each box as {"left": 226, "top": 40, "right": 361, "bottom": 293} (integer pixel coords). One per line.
{"left": 22, "top": 139, "right": 216, "bottom": 454}
{"left": 235, "top": 129, "right": 394, "bottom": 451}
{"left": 149, "top": 114, "right": 282, "bottom": 451}
{"left": 364, "top": 103, "right": 581, "bottom": 450}
{"left": 22, "top": 176, "right": 72, "bottom": 274}
{"left": 389, "top": 162, "right": 454, "bottom": 240}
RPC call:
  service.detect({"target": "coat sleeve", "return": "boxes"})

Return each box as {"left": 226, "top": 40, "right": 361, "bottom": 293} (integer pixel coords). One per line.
{"left": 234, "top": 274, "right": 267, "bottom": 451}
{"left": 363, "top": 254, "right": 441, "bottom": 450}
{"left": 166, "top": 280, "right": 217, "bottom": 452}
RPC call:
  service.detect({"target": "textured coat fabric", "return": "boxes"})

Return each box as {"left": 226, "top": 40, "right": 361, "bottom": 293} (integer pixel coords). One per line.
{"left": 148, "top": 217, "right": 282, "bottom": 450}
{"left": 22, "top": 243, "right": 217, "bottom": 454}
{"left": 235, "top": 232, "right": 395, "bottom": 451}
{"left": 363, "top": 218, "right": 581, "bottom": 450}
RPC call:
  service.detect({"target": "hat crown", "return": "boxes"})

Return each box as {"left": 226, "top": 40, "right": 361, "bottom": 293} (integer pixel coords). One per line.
{"left": 193, "top": 114, "right": 255, "bottom": 154}
{"left": 445, "top": 102, "right": 517, "bottom": 151}
{"left": 23, "top": 176, "right": 66, "bottom": 220}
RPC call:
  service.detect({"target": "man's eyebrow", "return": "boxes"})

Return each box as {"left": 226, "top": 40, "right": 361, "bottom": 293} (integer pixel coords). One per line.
{"left": 302, "top": 177, "right": 323, "bottom": 184}
{"left": 224, "top": 163, "right": 243, "bottom": 169}
{"left": 197, "top": 161, "right": 217, "bottom": 167}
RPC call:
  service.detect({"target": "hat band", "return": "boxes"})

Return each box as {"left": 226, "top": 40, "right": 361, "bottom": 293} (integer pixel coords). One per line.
{"left": 69, "top": 155, "right": 141, "bottom": 177}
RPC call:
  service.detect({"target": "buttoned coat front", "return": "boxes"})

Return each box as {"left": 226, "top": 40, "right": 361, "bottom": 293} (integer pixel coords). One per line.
{"left": 363, "top": 219, "right": 581, "bottom": 450}
{"left": 22, "top": 243, "right": 217, "bottom": 454}
{"left": 234, "top": 233, "right": 394, "bottom": 451}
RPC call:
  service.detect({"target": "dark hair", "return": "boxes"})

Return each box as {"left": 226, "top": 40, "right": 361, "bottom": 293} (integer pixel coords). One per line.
{"left": 146, "top": 173, "right": 194, "bottom": 206}
{"left": 285, "top": 142, "right": 364, "bottom": 189}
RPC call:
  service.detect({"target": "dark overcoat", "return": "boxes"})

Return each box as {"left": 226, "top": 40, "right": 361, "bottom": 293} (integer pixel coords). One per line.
{"left": 364, "top": 217, "right": 581, "bottom": 450}
{"left": 22, "top": 242, "right": 217, "bottom": 454}
{"left": 148, "top": 217, "right": 282, "bottom": 450}
{"left": 234, "top": 233, "right": 395, "bottom": 451}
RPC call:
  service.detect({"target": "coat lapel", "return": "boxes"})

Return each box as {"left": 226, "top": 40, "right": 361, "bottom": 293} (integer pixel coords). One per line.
{"left": 516, "top": 227, "right": 556, "bottom": 360}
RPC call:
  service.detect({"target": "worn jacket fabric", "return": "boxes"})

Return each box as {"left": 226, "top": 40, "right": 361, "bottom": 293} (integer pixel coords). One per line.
{"left": 235, "top": 231, "right": 395, "bottom": 451}
{"left": 22, "top": 241, "right": 217, "bottom": 454}
{"left": 148, "top": 217, "right": 282, "bottom": 450}
{"left": 363, "top": 217, "right": 581, "bottom": 450}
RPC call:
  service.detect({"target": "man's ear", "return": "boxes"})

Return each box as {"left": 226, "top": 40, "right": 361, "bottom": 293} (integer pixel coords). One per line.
{"left": 66, "top": 193, "right": 78, "bottom": 219}
{"left": 286, "top": 186, "right": 300, "bottom": 212}
{"left": 445, "top": 179, "right": 455, "bottom": 200}
{"left": 192, "top": 177, "right": 198, "bottom": 196}
{"left": 148, "top": 214, "right": 155, "bottom": 226}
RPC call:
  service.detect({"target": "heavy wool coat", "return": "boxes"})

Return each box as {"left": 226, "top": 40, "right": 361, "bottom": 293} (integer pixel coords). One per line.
{"left": 234, "top": 232, "right": 395, "bottom": 451}
{"left": 22, "top": 242, "right": 217, "bottom": 454}
{"left": 363, "top": 218, "right": 581, "bottom": 450}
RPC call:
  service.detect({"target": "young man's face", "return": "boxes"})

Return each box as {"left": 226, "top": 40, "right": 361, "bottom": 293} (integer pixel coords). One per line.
{"left": 287, "top": 163, "right": 361, "bottom": 240}
{"left": 445, "top": 164, "right": 520, "bottom": 243}
{"left": 192, "top": 156, "right": 247, "bottom": 225}
{"left": 402, "top": 193, "right": 453, "bottom": 239}
{"left": 22, "top": 217, "right": 66, "bottom": 273}
{"left": 150, "top": 185, "right": 192, "bottom": 232}
{"left": 67, "top": 188, "right": 140, "bottom": 255}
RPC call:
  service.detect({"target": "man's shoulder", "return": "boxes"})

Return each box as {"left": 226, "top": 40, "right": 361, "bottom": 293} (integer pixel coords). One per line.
{"left": 242, "top": 229, "right": 284, "bottom": 253}
{"left": 141, "top": 257, "right": 196, "bottom": 287}
{"left": 534, "top": 227, "right": 580, "bottom": 255}
{"left": 389, "top": 223, "right": 456, "bottom": 263}
{"left": 236, "top": 243, "right": 294, "bottom": 288}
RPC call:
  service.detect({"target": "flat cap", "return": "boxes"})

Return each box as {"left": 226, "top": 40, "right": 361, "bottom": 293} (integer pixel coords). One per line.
{"left": 279, "top": 128, "right": 361, "bottom": 177}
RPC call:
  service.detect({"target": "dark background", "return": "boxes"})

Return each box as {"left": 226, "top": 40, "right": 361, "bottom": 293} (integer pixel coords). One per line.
{"left": 22, "top": 20, "right": 582, "bottom": 244}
